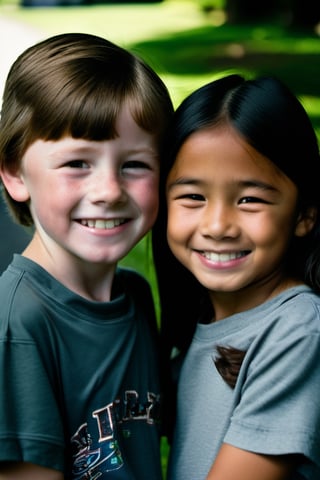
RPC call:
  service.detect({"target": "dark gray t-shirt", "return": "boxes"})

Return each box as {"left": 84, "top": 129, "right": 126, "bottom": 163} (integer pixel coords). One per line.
{"left": 0, "top": 254, "right": 162, "bottom": 479}
{"left": 168, "top": 286, "right": 320, "bottom": 480}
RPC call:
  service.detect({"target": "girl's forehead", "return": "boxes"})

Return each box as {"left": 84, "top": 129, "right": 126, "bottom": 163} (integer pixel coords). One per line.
{"left": 172, "top": 127, "right": 260, "bottom": 170}
{"left": 168, "top": 127, "right": 293, "bottom": 188}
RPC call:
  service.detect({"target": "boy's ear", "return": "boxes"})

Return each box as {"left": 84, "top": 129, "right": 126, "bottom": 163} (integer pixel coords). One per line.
{"left": 295, "top": 207, "right": 317, "bottom": 237}
{"left": 0, "top": 167, "right": 30, "bottom": 202}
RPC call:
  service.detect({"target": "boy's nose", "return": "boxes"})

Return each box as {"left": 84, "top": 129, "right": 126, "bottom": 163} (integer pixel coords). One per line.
{"left": 89, "top": 171, "right": 126, "bottom": 205}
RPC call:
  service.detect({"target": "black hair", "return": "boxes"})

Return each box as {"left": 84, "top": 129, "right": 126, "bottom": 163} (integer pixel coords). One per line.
{"left": 152, "top": 74, "right": 320, "bottom": 404}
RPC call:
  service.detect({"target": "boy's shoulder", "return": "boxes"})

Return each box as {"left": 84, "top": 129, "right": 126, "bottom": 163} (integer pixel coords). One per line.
{"left": 117, "top": 266, "right": 153, "bottom": 301}
{"left": 117, "top": 267, "right": 157, "bottom": 327}
{"left": 0, "top": 255, "right": 29, "bottom": 293}
{"left": 0, "top": 254, "right": 52, "bottom": 298}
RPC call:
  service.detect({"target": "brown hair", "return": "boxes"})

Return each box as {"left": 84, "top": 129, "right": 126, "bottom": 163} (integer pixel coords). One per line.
{"left": 0, "top": 32, "right": 173, "bottom": 226}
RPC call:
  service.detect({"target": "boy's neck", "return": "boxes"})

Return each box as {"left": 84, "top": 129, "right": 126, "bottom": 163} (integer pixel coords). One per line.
{"left": 22, "top": 234, "right": 116, "bottom": 302}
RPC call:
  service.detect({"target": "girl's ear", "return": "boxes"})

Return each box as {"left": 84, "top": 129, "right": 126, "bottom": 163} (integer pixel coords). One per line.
{"left": 0, "top": 167, "right": 30, "bottom": 202}
{"left": 295, "top": 207, "right": 317, "bottom": 237}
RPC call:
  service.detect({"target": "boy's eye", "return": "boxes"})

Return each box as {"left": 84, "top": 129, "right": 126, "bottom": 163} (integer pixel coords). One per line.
{"left": 65, "top": 160, "right": 89, "bottom": 169}
{"left": 122, "top": 160, "right": 151, "bottom": 170}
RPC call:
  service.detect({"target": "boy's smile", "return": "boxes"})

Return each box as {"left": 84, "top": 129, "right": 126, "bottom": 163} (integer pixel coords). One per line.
{"left": 10, "top": 105, "right": 159, "bottom": 288}
{"left": 78, "top": 218, "right": 127, "bottom": 229}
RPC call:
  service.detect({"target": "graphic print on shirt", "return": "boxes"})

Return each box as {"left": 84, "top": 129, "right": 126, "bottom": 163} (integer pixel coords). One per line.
{"left": 71, "top": 390, "right": 160, "bottom": 479}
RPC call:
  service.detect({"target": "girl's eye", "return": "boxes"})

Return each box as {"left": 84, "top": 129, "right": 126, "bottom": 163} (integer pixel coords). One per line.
{"left": 181, "top": 193, "right": 205, "bottom": 201}
{"left": 239, "top": 196, "right": 268, "bottom": 204}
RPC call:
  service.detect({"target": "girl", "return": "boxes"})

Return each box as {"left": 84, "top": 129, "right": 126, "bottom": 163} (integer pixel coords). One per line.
{"left": 153, "top": 74, "right": 320, "bottom": 480}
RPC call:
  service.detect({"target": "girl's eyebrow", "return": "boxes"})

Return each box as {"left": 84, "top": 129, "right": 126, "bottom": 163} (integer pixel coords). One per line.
{"left": 167, "top": 177, "right": 278, "bottom": 192}
{"left": 239, "top": 179, "right": 278, "bottom": 192}
{"left": 167, "top": 177, "right": 201, "bottom": 189}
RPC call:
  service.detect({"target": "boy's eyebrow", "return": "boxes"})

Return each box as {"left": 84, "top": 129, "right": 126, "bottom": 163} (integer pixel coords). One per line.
{"left": 47, "top": 142, "right": 98, "bottom": 156}
{"left": 125, "top": 146, "right": 159, "bottom": 154}
{"left": 49, "top": 144, "right": 158, "bottom": 157}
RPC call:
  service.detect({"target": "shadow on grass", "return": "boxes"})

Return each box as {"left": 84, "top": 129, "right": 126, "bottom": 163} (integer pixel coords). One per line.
{"left": 130, "top": 22, "right": 320, "bottom": 130}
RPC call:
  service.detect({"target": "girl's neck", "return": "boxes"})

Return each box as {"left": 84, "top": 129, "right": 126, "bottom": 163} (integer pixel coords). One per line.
{"left": 208, "top": 277, "right": 303, "bottom": 322}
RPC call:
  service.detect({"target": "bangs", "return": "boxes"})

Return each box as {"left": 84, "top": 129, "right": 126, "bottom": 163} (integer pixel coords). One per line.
{"left": 30, "top": 76, "right": 123, "bottom": 141}
{"left": 0, "top": 32, "right": 174, "bottom": 227}
{"left": 4, "top": 33, "right": 173, "bottom": 145}
{"left": 28, "top": 67, "right": 163, "bottom": 142}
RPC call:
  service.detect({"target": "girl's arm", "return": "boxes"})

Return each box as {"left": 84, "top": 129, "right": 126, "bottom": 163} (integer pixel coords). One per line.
{"left": 0, "top": 462, "right": 64, "bottom": 480}
{"left": 206, "top": 443, "right": 298, "bottom": 480}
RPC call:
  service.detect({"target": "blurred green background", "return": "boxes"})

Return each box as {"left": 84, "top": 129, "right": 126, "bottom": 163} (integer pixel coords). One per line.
{"left": 1, "top": 0, "right": 320, "bottom": 295}
{"left": 1, "top": 0, "right": 320, "bottom": 474}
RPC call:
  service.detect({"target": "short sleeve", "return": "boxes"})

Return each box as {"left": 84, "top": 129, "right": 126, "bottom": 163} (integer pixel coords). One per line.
{"left": 226, "top": 313, "right": 320, "bottom": 466}
{"left": 0, "top": 339, "right": 65, "bottom": 470}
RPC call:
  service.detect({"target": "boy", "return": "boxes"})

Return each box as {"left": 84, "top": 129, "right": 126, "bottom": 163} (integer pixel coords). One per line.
{"left": 0, "top": 32, "right": 173, "bottom": 479}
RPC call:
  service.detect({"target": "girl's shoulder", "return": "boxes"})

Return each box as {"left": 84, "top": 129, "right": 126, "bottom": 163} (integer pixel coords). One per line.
{"left": 260, "top": 285, "right": 320, "bottom": 341}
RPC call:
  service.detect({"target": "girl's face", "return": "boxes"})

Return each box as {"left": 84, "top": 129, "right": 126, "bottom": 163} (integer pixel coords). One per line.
{"left": 166, "top": 126, "right": 307, "bottom": 310}
{"left": 4, "top": 105, "right": 159, "bottom": 273}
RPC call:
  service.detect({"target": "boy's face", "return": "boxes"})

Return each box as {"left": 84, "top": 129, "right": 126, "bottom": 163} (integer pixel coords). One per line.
{"left": 10, "top": 106, "right": 159, "bottom": 270}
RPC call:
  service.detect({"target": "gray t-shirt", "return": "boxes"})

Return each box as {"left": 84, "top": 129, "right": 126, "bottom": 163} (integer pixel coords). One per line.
{"left": 0, "top": 254, "right": 162, "bottom": 479}
{"left": 168, "top": 285, "right": 320, "bottom": 480}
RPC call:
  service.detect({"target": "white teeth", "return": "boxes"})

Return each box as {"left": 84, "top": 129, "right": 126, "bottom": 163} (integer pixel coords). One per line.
{"left": 87, "top": 220, "right": 95, "bottom": 228}
{"left": 95, "top": 220, "right": 107, "bottom": 229}
{"left": 104, "top": 220, "right": 120, "bottom": 229}
{"left": 203, "top": 251, "right": 244, "bottom": 262}
{"left": 81, "top": 219, "right": 124, "bottom": 229}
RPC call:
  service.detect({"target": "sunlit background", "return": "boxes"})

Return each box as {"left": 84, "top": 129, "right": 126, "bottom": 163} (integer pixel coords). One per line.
{"left": 1, "top": 2, "right": 320, "bottom": 469}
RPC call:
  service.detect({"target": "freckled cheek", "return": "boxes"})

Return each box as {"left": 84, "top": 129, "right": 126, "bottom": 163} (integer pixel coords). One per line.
{"left": 31, "top": 197, "right": 64, "bottom": 227}
{"left": 137, "top": 182, "right": 159, "bottom": 221}
{"left": 30, "top": 183, "right": 75, "bottom": 220}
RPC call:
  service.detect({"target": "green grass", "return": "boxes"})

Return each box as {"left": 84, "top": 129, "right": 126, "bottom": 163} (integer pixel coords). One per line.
{"left": 1, "top": 0, "right": 320, "bottom": 111}
{"left": 1, "top": 1, "right": 320, "bottom": 475}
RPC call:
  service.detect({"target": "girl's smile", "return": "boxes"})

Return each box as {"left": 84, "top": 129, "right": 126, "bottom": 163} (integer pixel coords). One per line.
{"left": 197, "top": 249, "right": 250, "bottom": 268}
{"left": 166, "top": 126, "right": 305, "bottom": 314}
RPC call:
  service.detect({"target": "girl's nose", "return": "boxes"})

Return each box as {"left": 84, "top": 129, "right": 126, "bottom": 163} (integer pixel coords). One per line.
{"left": 200, "top": 202, "right": 239, "bottom": 240}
